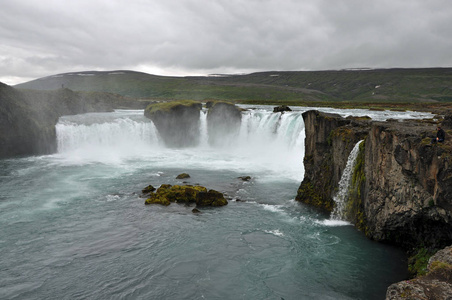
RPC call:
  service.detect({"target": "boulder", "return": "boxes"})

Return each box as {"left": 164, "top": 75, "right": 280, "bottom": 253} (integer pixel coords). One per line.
{"left": 196, "top": 189, "right": 228, "bottom": 206}
{"left": 273, "top": 105, "right": 292, "bottom": 113}
{"left": 143, "top": 184, "right": 227, "bottom": 207}
{"left": 142, "top": 185, "right": 156, "bottom": 194}
{"left": 176, "top": 173, "right": 190, "bottom": 179}
{"left": 144, "top": 101, "right": 202, "bottom": 147}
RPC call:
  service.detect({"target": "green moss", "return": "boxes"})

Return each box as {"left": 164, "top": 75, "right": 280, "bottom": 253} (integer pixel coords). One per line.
{"left": 145, "top": 100, "right": 201, "bottom": 115}
{"left": 408, "top": 247, "right": 435, "bottom": 277}
{"left": 296, "top": 181, "right": 334, "bottom": 212}
{"left": 429, "top": 261, "right": 452, "bottom": 272}
{"left": 143, "top": 184, "right": 226, "bottom": 207}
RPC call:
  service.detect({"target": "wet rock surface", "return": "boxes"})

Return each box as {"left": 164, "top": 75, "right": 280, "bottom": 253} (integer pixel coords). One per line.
{"left": 386, "top": 245, "right": 452, "bottom": 300}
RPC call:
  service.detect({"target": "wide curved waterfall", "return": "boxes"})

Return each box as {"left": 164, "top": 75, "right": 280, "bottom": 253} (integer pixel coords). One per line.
{"left": 55, "top": 108, "right": 306, "bottom": 181}
{"left": 1, "top": 105, "right": 432, "bottom": 300}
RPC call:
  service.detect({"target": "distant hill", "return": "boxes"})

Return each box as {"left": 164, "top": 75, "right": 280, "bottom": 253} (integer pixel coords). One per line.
{"left": 15, "top": 68, "right": 452, "bottom": 104}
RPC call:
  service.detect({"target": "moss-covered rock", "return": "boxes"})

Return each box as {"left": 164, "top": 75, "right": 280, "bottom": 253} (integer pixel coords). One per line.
{"left": 386, "top": 245, "right": 452, "bottom": 299}
{"left": 196, "top": 189, "right": 228, "bottom": 206}
{"left": 144, "top": 101, "right": 202, "bottom": 148}
{"left": 144, "top": 195, "right": 171, "bottom": 206}
{"left": 142, "top": 185, "right": 156, "bottom": 194}
{"left": 143, "top": 184, "right": 227, "bottom": 207}
{"left": 176, "top": 173, "right": 190, "bottom": 179}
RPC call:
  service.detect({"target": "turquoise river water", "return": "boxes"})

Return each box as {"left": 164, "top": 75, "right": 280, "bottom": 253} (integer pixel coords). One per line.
{"left": 0, "top": 105, "right": 433, "bottom": 299}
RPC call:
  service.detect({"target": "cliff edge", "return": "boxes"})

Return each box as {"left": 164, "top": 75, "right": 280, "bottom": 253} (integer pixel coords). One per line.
{"left": 296, "top": 110, "right": 452, "bottom": 250}
{"left": 296, "top": 110, "right": 452, "bottom": 298}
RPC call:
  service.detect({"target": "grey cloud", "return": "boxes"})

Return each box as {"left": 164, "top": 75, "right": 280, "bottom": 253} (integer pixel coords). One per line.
{"left": 1, "top": 0, "right": 452, "bottom": 85}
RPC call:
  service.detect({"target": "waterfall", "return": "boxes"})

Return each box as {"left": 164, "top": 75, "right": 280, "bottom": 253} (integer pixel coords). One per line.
{"left": 55, "top": 111, "right": 161, "bottom": 162}
{"left": 55, "top": 108, "right": 306, "bottom": 179}
{"left": 331, "top": 140, "right": 364, "bottom": 220}
{"left": 199, "top": 109, "right": 208, "bottom": 147}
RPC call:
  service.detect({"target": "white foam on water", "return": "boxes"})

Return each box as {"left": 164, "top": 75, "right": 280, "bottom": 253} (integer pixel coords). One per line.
{"left": 264, "top": 229, "right": 285, "bottom": 237}
{"left": 316, "top": 219, "right": 353, "bottom": 227}
{"left": 260, "top": 204, "right": 285, "bottom": 213}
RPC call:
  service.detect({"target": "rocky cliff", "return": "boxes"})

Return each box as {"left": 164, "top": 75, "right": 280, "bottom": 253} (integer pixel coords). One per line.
{"left": 296, "top": 110, "right": 370, "bottom": 211}
{"left": 296, "top": 110, "right": 452, "bottom": 250}
{"left": 144, "top": 100, "right": 242, "bottom": 148}
{"left": 0, "top": 82, "right": 140, "bottom": 158}
{"left": 144, "top": 101, "right": 203, "bottom": 147}
{"left": 386, "top": 246, "right": 452, "bottom": 299}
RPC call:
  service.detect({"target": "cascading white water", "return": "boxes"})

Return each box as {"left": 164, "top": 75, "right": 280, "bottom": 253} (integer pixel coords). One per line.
{"left": 55, "top": 108, "right": 306, "bottom": 180}
{"left": 331, "top": 140, "right": 364, "bottom": 220}
{"left": 199, "top": 109, "right": 208, "bottom": 147}
{"left": 56, "top": 111, "right": 161, "bottom": 163}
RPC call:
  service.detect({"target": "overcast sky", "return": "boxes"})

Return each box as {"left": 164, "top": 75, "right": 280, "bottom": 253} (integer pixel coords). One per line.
{"left": 1, "top": 0, "right": 452, "bottom": 85}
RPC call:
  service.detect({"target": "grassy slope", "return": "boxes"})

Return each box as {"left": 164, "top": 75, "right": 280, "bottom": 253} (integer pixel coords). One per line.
{"left": 15, "top": 68, "right": 452, "bottom": 108}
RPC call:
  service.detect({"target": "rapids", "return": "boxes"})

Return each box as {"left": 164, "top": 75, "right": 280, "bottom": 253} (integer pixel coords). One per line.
{"left": 0, "top": 105, "right": 433, "bottom": 299}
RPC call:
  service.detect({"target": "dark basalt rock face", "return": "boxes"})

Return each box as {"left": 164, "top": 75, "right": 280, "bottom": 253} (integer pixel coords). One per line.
{"left": 363, "top": 122, "right": 452, "bottom": 250}
{"left": 206, "top": 101, "right": 242, "bottom": 146}
{"left": 295, "top": 110, "right": 370, "bottom": 211}
{"left": 0, "top": 83, "right": 131, "bottom": 158}
{"left": 297, "top": 110, "right": 452, "bottom": 251}
{"left": 145, "top": 101, "right": 202, "bottom": 148}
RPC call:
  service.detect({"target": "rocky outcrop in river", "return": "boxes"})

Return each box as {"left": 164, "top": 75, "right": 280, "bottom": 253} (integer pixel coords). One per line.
{"left": 296, "top": 110, "right": 452, "bottom": 250}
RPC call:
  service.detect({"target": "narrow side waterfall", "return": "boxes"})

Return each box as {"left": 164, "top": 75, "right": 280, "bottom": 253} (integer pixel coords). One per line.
{"left": 331, "top": 140, "right": 364, "bottom": 220}
{"left": 199, "top": 109, "right": 208, "bottom": 147}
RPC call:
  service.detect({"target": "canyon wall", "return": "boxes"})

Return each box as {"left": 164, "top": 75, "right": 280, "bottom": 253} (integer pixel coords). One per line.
{"left": 296, "top": 110, "right": 452, "bottom": 250}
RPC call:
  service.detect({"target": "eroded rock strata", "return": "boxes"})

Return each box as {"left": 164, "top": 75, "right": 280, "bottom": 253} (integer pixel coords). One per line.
{"left": 296, "top": 110, "right": 452, "bottom": 250}
{"left": 296, "top": 110, "right": 452, "bottom": 298}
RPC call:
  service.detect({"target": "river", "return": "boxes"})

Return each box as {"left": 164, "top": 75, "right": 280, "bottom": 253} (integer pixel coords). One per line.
{"left": 0, "top": 105, "right": 433, "bottom": 299}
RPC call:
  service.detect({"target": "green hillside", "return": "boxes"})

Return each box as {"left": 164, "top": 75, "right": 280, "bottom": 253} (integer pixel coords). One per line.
{"left": 15, "top": 68, "right": 452, "bottom": 104}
